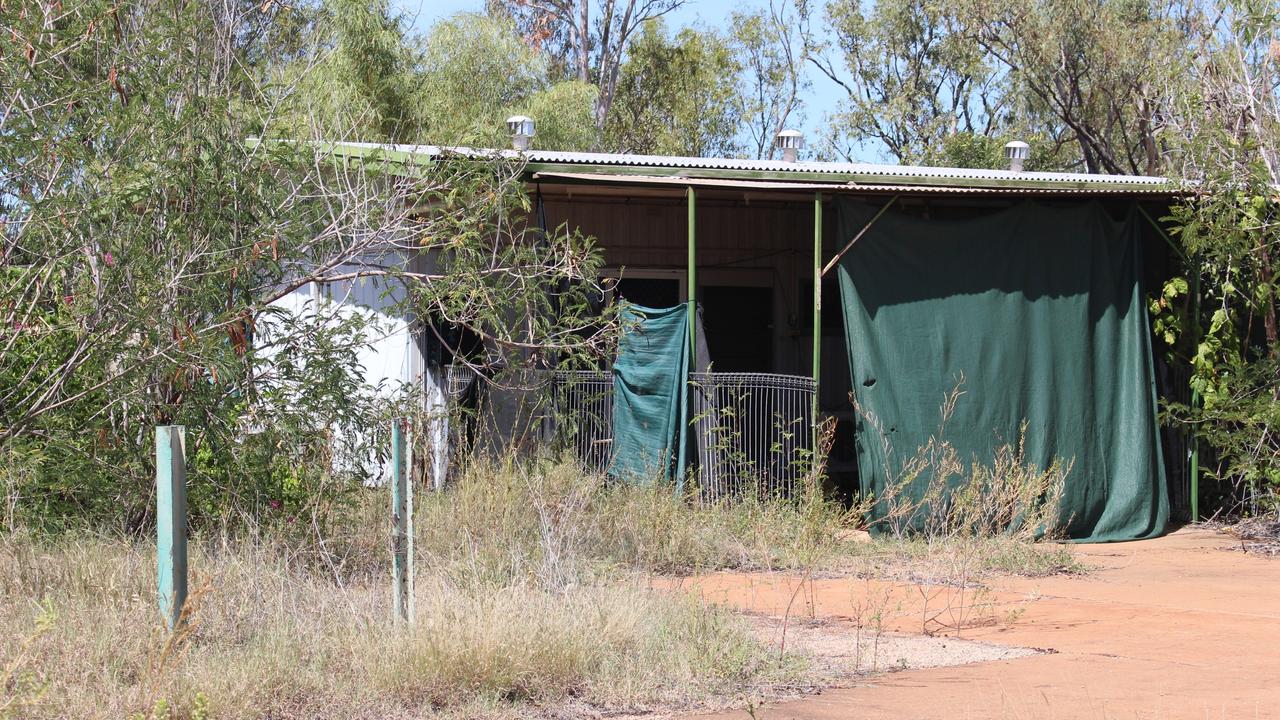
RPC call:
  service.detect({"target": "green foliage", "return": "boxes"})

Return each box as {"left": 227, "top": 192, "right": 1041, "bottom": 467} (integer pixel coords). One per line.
{"left": 820, "top": 0, "right": 998, "bottom": 163}
{"left": 0, "top": 2, "right": 616, "bottom": 533}
{"left": 404, "top": 156, "right": 618, "bottom": 370}
{"left": 730, "top": 4, "right": 808, "bottom": 159}
{"left": 522, "top": 81, "right": 601, "bottom": 151}
{"left": 267, "top": 0, "right": 421, "bottom": 141}
{"left": 491, "top": 0, "right": 691, "bottom": 133}
{"left": 815, "top": 0, "right": 1189, "bottom": 170}
{"left": 1184, "top": 357, "right": 1280, "bottom": 498}
{"left": 127, "top": 694, "right": 210, "bottom": 720}
{"left": 604, "top": 20, "right": 744, "bottom": 156}
{"left": 274, "top": 9, "right": 601, "bottom": 149}
{"left": 1161, "top": 188, "right": 1280, "bottom": 505}
{"left": 1154, "top": 2, "right": 1280, "bottom": 507}
{"left": 960, "top": 0, "right": 1187, "bottom": 175}
{"left": 0, "top": 0, "right": 401, "bottom": 527}
{"left": 413, "top": 13, "right": 596, "bottom": 148}
{"left": 328, "top": 0, "right": 421, "bottom": 139}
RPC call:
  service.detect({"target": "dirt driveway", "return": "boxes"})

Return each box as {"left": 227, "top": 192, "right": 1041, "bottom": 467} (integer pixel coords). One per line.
{"left": 680, "top": 528, "right": 1279, "bottom": 720}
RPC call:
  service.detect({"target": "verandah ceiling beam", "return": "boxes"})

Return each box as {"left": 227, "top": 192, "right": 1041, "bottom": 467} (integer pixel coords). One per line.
{"left": 819, "top": 196, "right": 900, "bottom": 278}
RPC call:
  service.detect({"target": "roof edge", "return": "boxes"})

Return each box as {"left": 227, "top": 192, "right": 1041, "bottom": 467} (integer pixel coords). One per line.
{"left": 312, "top": 141, "right": 1184, "bottom": 194}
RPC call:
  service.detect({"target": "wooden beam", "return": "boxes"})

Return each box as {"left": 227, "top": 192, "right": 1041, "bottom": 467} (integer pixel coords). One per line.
{"left": 820, "top": 196, "right": 899, "bottom": 278}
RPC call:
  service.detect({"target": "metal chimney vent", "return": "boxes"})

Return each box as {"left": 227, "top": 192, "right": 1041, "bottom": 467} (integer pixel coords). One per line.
{"left": 775, "top": 129, "right": 804, "bottom": 163}
{"left": 1004, "top": 140, "right": 1030, "bottom": 172}
{"left": 506, "top": 115, "right": 535, "bottom": 151}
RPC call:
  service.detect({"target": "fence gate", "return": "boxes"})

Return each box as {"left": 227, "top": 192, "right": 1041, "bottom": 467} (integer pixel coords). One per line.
{"left": 690, "top": 372, "right": 816, "bottom": 500}
{"left": 445, "top": 366, "right": 815, "bottom": 498}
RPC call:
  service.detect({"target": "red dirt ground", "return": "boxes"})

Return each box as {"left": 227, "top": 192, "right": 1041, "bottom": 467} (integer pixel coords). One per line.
{"left": 679, "top": 528, "right": 1279, "bottom": 720}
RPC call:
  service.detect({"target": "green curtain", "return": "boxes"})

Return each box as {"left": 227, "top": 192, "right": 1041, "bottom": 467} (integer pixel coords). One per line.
{"left": 608, "top": 304, "right": 689, "bottom": 485}
{"left": 836, "top": 199, "right": 1168, "bottom": 542}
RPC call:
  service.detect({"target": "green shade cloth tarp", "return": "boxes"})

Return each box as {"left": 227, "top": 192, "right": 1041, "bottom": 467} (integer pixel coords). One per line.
{"left": 836, "top": 199, "right": 1167, "bottom": 542}
{"left": 609, "top": 304, "right": 689, "bottom": 484}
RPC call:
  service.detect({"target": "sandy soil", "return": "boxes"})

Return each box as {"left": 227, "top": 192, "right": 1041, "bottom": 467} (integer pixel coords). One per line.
{"left": 749, "top": 614, "right": 1040, "bottom": 678}
{"left": 676, "top": 528, "right": 1280, "bottom": 720}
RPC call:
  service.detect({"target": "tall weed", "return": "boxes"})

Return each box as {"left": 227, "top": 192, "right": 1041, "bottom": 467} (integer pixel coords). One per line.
{"left": 857, "top": 385, "right": 1070, "bottom": 543}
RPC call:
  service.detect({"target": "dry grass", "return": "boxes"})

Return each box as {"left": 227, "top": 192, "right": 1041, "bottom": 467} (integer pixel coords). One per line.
{"left": 417, "top": 456, "right": 1078, "bottom": 584}
{"left": 415, "top": 457, "right": 846, "bottom": 582}
{"left": 333, "top": 451, "right": 1080, "bottom": 590}
{"left": 859, "top": 386, "right": 1070, "bottom": 543}
{"left": 0, "top": 529, "right": 798, "bottom": 720}
{"left": 0, "top": 456, "right": 1080, "bottom": 719}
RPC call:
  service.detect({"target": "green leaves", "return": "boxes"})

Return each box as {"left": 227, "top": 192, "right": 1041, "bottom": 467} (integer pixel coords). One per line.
{"left": 0, "top": 0, "right": 423, "bottom": 530}
{"left": 604, "top": 20, "right": 744, "bottom": 157}
{"left": 817, "top": 0, "right": 1187, "bottom": 170}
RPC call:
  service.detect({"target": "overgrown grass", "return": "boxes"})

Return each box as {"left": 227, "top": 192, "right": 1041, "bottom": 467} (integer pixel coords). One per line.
{"left": 0, "top": 454, "right": 1080, "bottom": 719}
{"left": 413, "top": 456, "right": 1080, "bottom": 584}
{"left": 0, "top": 528, "right": 796, "bottom": 719}
{"left": 413, "top": 457, "right": 844, "bottom": 581}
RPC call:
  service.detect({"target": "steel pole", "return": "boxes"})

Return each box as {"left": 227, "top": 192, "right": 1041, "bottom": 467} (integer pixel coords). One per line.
{"left": 155, "top": 425, "right": 187, "bottom": 631}
{"left": 812, "top": 194, "right": 823, "bottom": 455}
{"left": 391, "top": 420, "right": 413, "bottom": 622}
{"left": 687, "top": 187, "right": 697, "bottom": 364}
{"left": 677, "top": 187, "right": 696, "bottom": 487}
{"left": 1190, "top": 259, "right": 1201, "bottom": 521}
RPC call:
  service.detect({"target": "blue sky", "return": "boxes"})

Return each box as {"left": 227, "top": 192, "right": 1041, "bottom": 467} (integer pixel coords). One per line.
{"left": 392, "top": 0, "right": 844, "bottom": 156}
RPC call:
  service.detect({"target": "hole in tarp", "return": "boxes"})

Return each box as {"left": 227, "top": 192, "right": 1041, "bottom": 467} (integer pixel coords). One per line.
{"left": 862, "top": 378, "right": 876, "bottom": 387}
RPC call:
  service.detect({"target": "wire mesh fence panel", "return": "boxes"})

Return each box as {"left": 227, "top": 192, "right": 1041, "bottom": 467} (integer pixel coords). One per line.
{"left": 444, "top": 366, "right": 814, "bottom": 496}
{"left": 444, "top": 366, "right": 613, "bottom": 473}
{"left": 691, "top": 372, "right": 815, "bottom": 501}
{"left": 445, "top": 364, "right": 477, "bottom": 400}
{"left": 545, "top": 370, "right": 615, "bottom": 474}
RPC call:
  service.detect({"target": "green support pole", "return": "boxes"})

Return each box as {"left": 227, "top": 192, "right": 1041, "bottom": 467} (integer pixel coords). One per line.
{"left": 155, "top": 425, "right": 187, "bottom": 631}
{"left": 678, "top": 187, "right": 696, "bottom": 487}
{"left": 391, "top": 420, "right": 413, "bottom": 623}
{"left": 812, "top": 194, "right": 823, "bottom": 454}
{"left": 1190, "top": 260, "right": 1201, "bottom": 522}
{"left": 687, "top": 187, "right": 697, "bottom": 365}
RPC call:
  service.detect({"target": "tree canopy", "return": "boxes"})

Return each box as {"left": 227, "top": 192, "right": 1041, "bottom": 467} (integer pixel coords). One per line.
{"left": 5, "top": 0, "right": 1280, "bottom": 527}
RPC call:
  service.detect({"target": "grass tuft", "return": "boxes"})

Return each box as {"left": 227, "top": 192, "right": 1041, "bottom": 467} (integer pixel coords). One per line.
{"left": 0, "top": 455, "right": 1079, "bottom": 718}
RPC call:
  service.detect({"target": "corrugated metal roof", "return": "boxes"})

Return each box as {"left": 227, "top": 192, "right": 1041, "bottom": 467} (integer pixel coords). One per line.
{"left": 524, "top": 150, "right": 1167, "bottom": 185}
{"left": 531, "top": 171, "right": 1175, "bottom": 195}
{"left": 327, "top": 141, "right": 1179, "bottom": 193}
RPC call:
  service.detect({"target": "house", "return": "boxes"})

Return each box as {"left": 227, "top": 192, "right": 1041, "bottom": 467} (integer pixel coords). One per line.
{"left": 317, "top": 124, "right": 1191, "bottom": 542}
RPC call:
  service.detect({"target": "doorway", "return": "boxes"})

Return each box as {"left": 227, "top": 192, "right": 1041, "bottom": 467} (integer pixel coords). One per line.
{"left": 700, "top": 285, "right": 774, "bottom": 372}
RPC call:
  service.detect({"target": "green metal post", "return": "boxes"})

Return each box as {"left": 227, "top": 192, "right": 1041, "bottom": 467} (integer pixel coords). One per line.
{"left": 687, "top": 187, "right": 697, "bottom": 365}
{"left": 1190, "top": 260, "right": 1201, "bottom": 522}
{"left": 391, "top": 420, "right": 413, "bottom": 623}
{"left": 678, "top": 187, "right": 696, "bottom": 485}
{"left": 812, "top": 194, "right": 823, "bottom": 453}
{"left": 155, "top": 425, "right": 187, "bottom": 631}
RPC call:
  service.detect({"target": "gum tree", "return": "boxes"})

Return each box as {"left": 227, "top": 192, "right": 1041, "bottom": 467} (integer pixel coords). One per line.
{"left": 0, "top": 1, "right": 614, "bottom": 529}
